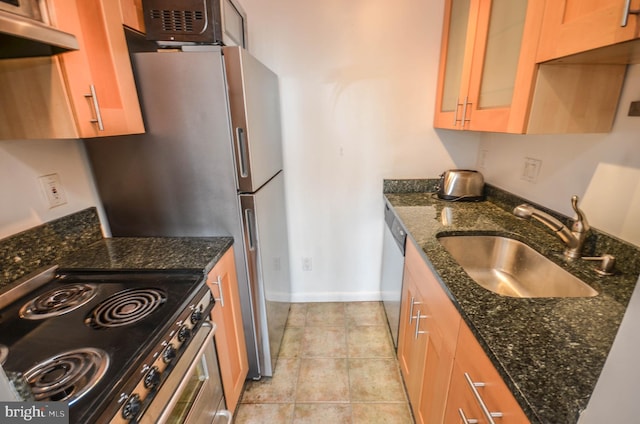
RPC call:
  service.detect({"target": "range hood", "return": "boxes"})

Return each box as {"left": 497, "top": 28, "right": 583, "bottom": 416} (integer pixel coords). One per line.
{"left": 0, "top": 10, "right": 78, "bottom": 59}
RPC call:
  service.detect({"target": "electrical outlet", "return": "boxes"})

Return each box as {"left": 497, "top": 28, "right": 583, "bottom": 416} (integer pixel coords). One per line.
{"left": 39, "top": 173, "right": 67, "bottom": 208}
{"left": 521, "top": 158, "right": 542, "bottom": 183}
{"left": 478, "top": 149, "right": 489, "bottom": 169}
{"left": 302, "top": 257, "right": 312, "bottom": 271}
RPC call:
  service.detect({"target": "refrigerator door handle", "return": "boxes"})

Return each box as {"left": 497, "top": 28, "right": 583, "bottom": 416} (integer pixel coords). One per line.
{"left": 236, "top": 127, "right": 250, "bottom": 178}
{"left": 244, "top": 208, "right": 257, "bottom": 250}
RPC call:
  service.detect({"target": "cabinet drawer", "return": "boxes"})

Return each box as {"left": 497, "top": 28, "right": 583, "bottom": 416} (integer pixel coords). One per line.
{"left": 447, "top": 321, "right": 529, "bottom": 423}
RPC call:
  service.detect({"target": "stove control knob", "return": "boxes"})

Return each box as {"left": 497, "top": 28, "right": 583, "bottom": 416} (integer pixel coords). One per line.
{"left": 178, "top": 325, "right": 191, "bottom": 343}
{"left": 122, "top": 394, "right": 141, "bottom": 420}
{"left": 163, "top": 343, "right": 177, "bottom": 364}
{"left": 190, "top": 308, "right": 203, "bottom": 324}
{"left": 144, "top": 366, "right": 161, "bottom": 390}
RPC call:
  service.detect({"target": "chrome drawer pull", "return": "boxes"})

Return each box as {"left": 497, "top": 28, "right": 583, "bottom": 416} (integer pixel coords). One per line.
{"left": 464, "top": 372, "right": 503, "bottom": 424}
{"left": 458, "top": 408, "right": 479, "bottom": 424}
{"left": 84, "top": 84, "right": 104, "bottom": 131}
{"left": 621, "top": 0, "right": 640, "bottom": 27}
{"left": 211, "top": 275, "right": 225, "bottom": 307}
{"left": 461, "top": 96, "right": 472, "bottom": 128}
{"left": 408, "top": 296, "right": 422, "bottom": 324}
{"left": 413, "top": 309, "right": 428, "bottom": 340}
{"left": 453, "top": 98, "right": 462, "bottom": 126}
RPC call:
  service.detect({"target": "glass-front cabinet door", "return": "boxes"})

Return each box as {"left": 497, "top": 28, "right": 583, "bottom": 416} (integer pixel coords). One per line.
{"left": 434, "top": 0, "right": 474, "bottom": 130}
{"left": 434, "top": 0, "right": 544, "bottom": 133}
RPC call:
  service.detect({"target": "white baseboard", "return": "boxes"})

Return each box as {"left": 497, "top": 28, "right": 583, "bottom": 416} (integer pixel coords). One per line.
{"left": 290, "top": 291, "right": 382, "bottom": 303}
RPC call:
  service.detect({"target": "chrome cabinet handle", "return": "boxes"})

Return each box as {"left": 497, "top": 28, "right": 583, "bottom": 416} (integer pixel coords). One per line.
{"left": 621, "top": 0, "right": 640, "bottom": 26}
{"left": 464, "top": 372, "right": 503, "bottom": 424}
{"left": 211, "top": 275, "right": 226, "bottom": 307}
{"left": 413, "top": 309, "right": 427, "bottom": 340}
{"left": 461, "top": 96, "right": 472, "bottom": 128}
{"left": 84, "top": 84, "right": 104, "bottom": 131}
{"left": 458, "top": 408, "right": 479, "bottom": 424}
{"left": 453, "top": 98, "right": 461, "bottom": 126}
{"left": 408, "top": 296, "right": 422, "bottom": 324}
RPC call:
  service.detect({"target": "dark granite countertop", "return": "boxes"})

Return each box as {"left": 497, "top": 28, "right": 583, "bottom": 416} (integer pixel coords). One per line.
{"left": 57, "top": 237, "right": 234, "bottom": 275}
{"left": 384, "top": 186, "right": 640, "bottom": 424}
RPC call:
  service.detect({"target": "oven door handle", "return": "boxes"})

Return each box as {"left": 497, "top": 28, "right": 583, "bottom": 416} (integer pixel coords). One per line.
{"left": 156, "top": 321, "right": 217, "bottom": 424}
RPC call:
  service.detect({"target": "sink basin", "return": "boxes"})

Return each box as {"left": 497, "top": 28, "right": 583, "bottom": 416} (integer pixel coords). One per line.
{"left": 438, "top": 235, "right": 598, "bottom": 298}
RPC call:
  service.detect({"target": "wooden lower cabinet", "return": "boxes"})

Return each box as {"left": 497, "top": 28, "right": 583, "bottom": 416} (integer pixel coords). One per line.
{"left": 444, "top": 322, "right": 529, "bottom": 423}
{"left": 399, "top": 241, "right": 460, "bottom": 424}
{"left": 397, "top": 266, "right": 429, "bottom": 409}
{"left": 400, "top": 240, "right": 529, "bottom": 423}
{"left": 206, "top": 247, "right": 248, "bottom": 413}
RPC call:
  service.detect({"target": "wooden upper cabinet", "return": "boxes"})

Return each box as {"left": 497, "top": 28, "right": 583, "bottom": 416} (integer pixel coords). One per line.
{"left": 435, "top": 0, "right": 544, "bottom": 133}
{"left": 0, "top": 0, "right": 144, "bottom": 140}
{"left": 120, "top": 0, "right": 146, "bottom": 33}
{"left": 537, "top": 0, "right": 640, "bottom": 63}
{"left": 49, "top": 0, "right": 144, "bottom": 138}
{"left": 434, "top": 0, "right": 627, "bottom": 134}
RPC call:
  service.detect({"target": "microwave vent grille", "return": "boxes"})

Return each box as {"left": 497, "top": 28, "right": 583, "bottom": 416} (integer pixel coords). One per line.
{"left": 148, "top": 9, "right": 205, "bottom": 34}
{"left": 143, "top": 0, "right": 214, "bottom": 40}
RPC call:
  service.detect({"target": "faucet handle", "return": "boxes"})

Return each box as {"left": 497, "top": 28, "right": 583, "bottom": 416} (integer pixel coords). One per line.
{"left": 570, "top": 195, "right": 589, "bottom": 233}
{"left": 582, "top": 254, "right": 615, "bottom": 276}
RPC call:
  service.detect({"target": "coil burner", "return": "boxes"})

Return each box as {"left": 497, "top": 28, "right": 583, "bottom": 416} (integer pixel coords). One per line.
{"left": 86, "top": 288, "right": 167, "bottom": 329}
{"left": 24, "top": 348, "right": 109, "bottom": 405}
{"left": 19, "top": 284, "right": 98, "bottom": 320}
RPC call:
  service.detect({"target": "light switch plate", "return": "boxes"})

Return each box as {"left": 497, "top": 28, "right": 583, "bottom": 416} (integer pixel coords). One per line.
{"left": 521, "top": 157, "right": 542, "bottom": 183}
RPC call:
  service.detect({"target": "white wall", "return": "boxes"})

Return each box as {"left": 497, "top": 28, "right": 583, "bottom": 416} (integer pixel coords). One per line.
{"left": 478, "top": 64, "right": 640, "bottom": 246}
{"left": 240, "top": 0, "right": 480, "bottom": 302}
{"left": 0, "top": 139, "right": 103, "bottom": 239}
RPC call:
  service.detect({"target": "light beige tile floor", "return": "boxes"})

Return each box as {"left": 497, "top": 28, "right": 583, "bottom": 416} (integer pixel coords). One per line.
{"left": 235, "top": 302, "right": 414, "bottom": 424}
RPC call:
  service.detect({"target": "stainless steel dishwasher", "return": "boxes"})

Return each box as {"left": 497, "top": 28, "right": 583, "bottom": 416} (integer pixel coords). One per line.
{"left": 380, "top": 202, "right": 407, "bottom": 349}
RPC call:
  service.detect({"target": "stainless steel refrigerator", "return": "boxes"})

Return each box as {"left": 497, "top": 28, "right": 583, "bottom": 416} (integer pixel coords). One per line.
{"left": 84, "top": 45, "right": 291, "bottom": 379}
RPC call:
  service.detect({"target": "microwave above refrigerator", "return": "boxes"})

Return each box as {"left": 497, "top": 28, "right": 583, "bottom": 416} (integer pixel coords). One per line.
{"left": 142, "top": 0, "right": 247, "bottom": 48}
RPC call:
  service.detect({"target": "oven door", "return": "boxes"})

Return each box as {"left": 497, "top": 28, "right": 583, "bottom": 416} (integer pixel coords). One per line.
{"left": 142, "top": 321, "right": 231, "bottom": 424}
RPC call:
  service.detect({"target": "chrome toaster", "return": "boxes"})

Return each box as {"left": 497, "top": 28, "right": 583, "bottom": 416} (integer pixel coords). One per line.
{"left": 437, "top": 169, "right": 485, "bottom": 201}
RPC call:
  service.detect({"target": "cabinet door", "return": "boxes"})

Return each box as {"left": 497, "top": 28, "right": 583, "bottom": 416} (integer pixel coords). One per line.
{"left": 49, "top": 0, "right": 144, "bottom": 137}
{"left": 120, "top": 0, "right": 145, "bottom": 33}
{"left": 417, "top": 321, "right": 456, "bottom": 424}
{"left": 537, "top": 0, "right": 640, "bottom": 62}
{"left": 207, "top": 247, "right": 249, "bottom": 413}
{"left": 400, "top": 241, "right": 460, "bottom": 424}
{"left": 466, "top": 0, "right": 541, "bottom": 133}
{"left": 434, "top": 0, "right": 545, "bottom": 134}
{"left": 397, "top": 259, "right": 428, "bottom": 409}
{"left": 444, "top": 322, "right": 530, "bottom": 423}
{"left": 433, "top": 0, "right": 476, "bottom": 130}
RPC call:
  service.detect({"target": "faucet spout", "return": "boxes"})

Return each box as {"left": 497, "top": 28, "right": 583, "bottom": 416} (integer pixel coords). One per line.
{"left": 513, "top": 196, "right": 589, "bottom": 259}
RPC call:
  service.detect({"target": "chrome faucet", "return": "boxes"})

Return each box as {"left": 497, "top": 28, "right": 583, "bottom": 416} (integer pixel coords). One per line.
{"left": 513, "top": 195, "right": 589, "bottom": 259}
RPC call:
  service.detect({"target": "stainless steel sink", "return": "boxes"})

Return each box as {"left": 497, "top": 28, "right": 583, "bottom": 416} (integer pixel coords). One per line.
{"left": 438, "top": 235, "right": 598, "bottom": 298}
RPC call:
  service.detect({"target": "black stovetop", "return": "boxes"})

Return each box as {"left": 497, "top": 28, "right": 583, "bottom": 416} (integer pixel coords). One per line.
{"left": 0, "top": 270, "right": 208, "bottom": 423}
